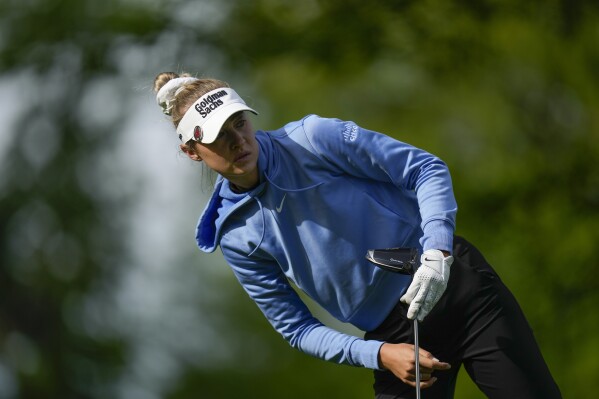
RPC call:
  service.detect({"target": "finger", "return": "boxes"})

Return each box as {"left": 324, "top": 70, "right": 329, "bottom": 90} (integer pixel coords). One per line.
{"left": 432, "top": 361, "right": 452, "bottom": 370}
{"left": 408, "top": 288, "right": 427, "bottom": 319}
{"left": 401, "top": 282, "right": 419, "bottom": 302}
{"left": 416, "top": 348, "right": 436, "bottom": 371}
{"left": 419, "top": 355, "right": 451, "bottom": 370}
{"left": 416, "top": 287, "right": 438, "bottom": 321}
{"left": 408, "top": 285, "right": 428, "bottom": 320}
{"left": 410, "top": 282, "right": 428, "bottom": 308}
{"left": 401, "top": 377, "right": 417, "bottom": 388}
{"left": 407, "top": 302, "right": 419, "bottom": 320}
{"left": 420, "top": 377, "right": 438, "bottom": 389}
{"left": 417, "top": 348, "right": 434, "bottom": 360}
{"left": 431, "top": 358, "right": 452, "bottom": 370}
{"left": 418, "top": 363, "right": 435, "bottom": 374}
{"left": 400, "top": 282, "right": 420, "bottom": 304}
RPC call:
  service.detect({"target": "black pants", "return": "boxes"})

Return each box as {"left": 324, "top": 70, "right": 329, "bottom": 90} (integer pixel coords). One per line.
{"left": 364, "top": 236, "right": 562, "bottom": 399}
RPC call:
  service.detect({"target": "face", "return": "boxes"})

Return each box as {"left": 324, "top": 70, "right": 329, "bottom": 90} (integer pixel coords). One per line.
{"left": 183, "top": 112, "right": 259, "bottom": 191}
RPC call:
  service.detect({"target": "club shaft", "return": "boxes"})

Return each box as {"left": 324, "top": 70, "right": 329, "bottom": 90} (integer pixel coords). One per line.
{"left": 414, "top": 319, "right": 421, "bottom": 399}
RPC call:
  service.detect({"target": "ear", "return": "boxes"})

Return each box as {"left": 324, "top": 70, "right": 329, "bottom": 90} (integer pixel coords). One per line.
{"left": 180, "top": 143, "right": 202, "bottom": 161}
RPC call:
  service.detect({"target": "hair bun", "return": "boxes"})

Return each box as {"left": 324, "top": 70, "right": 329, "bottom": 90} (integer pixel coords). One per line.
{"left": 155, "top": 74, "right": 199, "bottom": 115}
{"left": 153, "top": 72, "right": 179, "bottom": 93}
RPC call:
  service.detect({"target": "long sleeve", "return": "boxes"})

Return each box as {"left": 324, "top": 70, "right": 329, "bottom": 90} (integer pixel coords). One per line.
{"left": 302, "top": 116, "right": 457, "bottom": 252}
{"left": 221, "top": 244, "right": 385, "bottom": 370}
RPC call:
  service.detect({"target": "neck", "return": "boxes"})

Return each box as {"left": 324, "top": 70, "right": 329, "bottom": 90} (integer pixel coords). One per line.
{"left": 228, "top": 170, "right": 259, "bottom": 193}
{"left": 229, "top": 182, "right": 248, "bottom": 193}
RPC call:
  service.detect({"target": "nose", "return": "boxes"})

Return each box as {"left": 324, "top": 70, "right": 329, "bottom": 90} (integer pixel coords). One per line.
{"left": 228, "top": 129, "right": 245, "bottom": 149}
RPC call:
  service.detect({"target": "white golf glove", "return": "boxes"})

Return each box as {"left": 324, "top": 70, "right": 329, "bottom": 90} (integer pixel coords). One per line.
{"left": 400, "top": 249, "right": 454, "bottom": 321}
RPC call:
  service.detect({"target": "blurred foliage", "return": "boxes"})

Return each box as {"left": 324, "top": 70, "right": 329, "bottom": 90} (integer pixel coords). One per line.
{"left": 0, "top": 0, "right": 598, "bottom": 398}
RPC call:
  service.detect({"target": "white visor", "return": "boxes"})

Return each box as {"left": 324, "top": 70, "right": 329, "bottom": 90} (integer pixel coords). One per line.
{"left": 176, "top": 88, "right": 258, "bottom": 144}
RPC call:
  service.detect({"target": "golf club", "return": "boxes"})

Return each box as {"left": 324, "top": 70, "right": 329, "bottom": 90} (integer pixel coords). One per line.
{"left": 365, "top": 247, "right": 421, "bottom": 399}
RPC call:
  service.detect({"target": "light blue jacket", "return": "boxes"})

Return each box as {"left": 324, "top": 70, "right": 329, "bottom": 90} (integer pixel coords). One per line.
{"left": 196, "top": 115, "right": 457, "bottom": 370}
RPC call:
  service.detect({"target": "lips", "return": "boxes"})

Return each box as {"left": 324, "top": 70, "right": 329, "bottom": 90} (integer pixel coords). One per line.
{"left": 234, "top": 151, "right": 251, "bottom": 163}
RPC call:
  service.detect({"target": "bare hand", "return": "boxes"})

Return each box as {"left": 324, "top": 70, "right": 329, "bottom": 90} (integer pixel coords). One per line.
{"left": 378, "top": 343, "right": 451, "bottom": 388}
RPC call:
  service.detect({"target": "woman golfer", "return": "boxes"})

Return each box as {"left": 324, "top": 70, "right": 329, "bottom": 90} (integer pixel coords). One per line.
{"left": 153, "top": 72, "right": 561, "bottom": 399}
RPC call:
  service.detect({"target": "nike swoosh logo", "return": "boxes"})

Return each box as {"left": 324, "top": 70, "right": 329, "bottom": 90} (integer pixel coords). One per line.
{"left": 276, "top": 194, "right": 287, "bottom": 213}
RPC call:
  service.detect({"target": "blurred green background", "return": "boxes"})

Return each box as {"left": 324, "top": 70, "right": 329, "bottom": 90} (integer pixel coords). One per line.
{"left": 0, "top": 0, "right": 597, "bottom": 398}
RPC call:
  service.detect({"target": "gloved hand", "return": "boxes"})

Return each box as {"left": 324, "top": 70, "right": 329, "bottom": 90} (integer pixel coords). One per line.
{"left": 400, "top": 249, "right": 454, "bottom": 321}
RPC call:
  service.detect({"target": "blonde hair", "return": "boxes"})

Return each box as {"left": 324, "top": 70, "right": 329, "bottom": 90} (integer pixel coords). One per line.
{"left": 153, "top": 72, "right": 230, "bottom": 128}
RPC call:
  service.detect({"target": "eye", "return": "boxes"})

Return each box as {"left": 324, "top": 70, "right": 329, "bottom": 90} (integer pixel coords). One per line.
{"left": 234, "top": 118, "right": 246, "bottom": 129}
